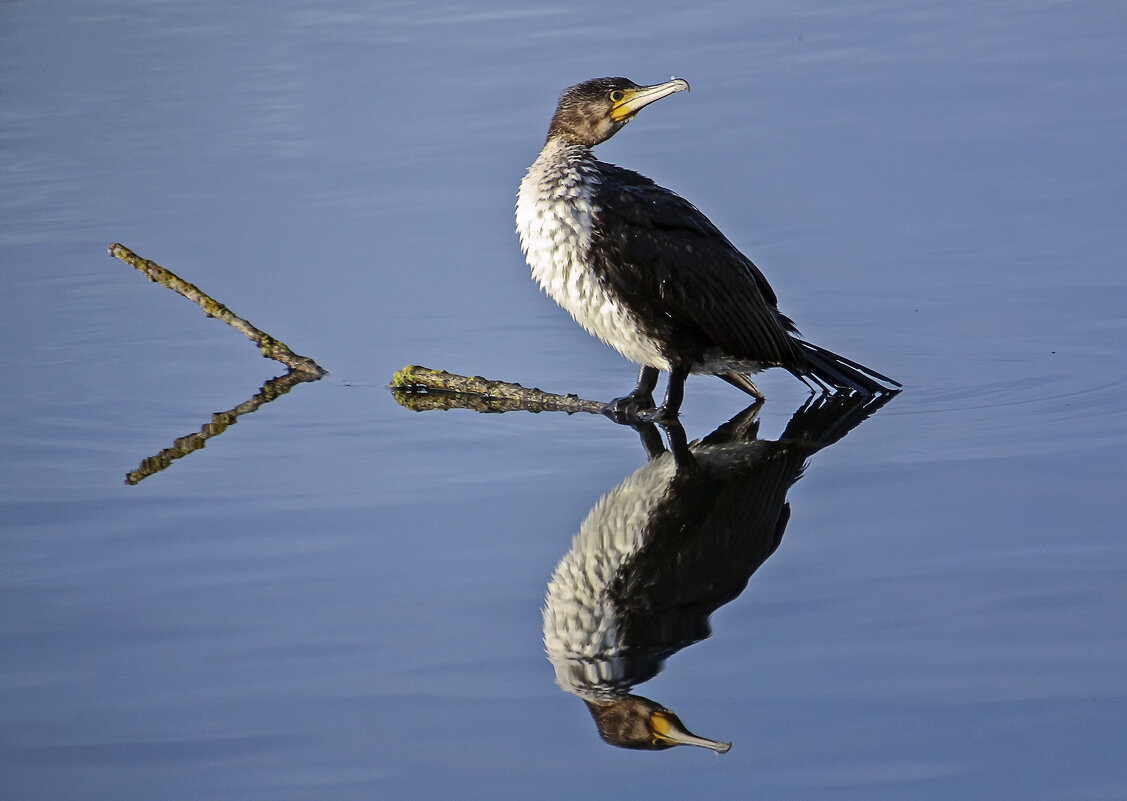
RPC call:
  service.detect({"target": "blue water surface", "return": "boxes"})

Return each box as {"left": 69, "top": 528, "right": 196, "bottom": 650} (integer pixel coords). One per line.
{"left": 2, "top": 2, "right": 1124, "bottom": 799}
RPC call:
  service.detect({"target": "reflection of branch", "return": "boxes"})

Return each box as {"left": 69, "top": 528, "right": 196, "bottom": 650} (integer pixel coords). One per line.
{"left": 125, "top": 370, "right": 318, "bottom": 485}
{"left": 390, "top": 365, "right": 606, "bottom": 414}
{"left": 108, "top": 243, "right": 327, "bottom": 378}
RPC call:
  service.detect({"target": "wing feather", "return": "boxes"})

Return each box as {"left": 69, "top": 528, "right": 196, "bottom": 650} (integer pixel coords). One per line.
{"left": 588, "top": 162, "right": 801, "bottom": 368}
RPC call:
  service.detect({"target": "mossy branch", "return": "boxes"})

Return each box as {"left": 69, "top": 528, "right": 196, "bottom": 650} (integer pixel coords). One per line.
{"left": 108, "top": 243, "right": 327, "bottom": 378}
{"left": 125, "top": 370, "right": 318, "bottom": 485}
{"left": 390, "top": 365, "right": 607, "bottom": 414}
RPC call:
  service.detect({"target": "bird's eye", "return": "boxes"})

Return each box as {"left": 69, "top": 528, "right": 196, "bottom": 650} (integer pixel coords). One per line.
{"left": 609, "top": 90, "right": 625, "bottom": 102}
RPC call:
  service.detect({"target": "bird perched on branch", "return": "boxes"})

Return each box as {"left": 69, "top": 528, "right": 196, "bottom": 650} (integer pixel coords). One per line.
{"left": 516, "top": 77, "right": 899, "bottom": 421}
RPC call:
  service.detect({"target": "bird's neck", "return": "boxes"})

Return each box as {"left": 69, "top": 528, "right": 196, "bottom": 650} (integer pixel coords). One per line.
{"left": 538, "top": 135, "right": 594, "bottom": 166}
{"left": 523, "top": 138, "right": 602, "bottom": 203}
{"left": 545, "top": 128, "right": 592, "bottom": 146}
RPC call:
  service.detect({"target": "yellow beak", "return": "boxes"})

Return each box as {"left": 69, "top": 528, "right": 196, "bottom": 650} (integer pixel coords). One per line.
{"left": 610, "top": 78, "right": 691, "bottom": 123}
{"left": 651, "top": 709, "right": 731, "bottom": 753}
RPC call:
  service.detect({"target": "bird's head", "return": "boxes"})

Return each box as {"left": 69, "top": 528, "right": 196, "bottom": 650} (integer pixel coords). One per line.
{"left": 585, "top": 695, "right": 731, "bottom": 753}
{"left": 546, "top": 77, "right": 690, "bottom": 147}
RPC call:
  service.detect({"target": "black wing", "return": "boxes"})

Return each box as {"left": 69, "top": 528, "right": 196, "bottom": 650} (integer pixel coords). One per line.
{"left": 589, "top": 161, "right": 801, "bottom": 368}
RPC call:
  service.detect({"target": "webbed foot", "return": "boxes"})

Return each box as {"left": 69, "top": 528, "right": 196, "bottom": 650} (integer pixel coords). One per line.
{"left": 632, "top": 405, "right": 678, "bottom": 424}
{"left": 602, "top": 394, "right": 680, "bottom": 425}
{"left": 601, "top": 390, "right": 657, "bottom": 424}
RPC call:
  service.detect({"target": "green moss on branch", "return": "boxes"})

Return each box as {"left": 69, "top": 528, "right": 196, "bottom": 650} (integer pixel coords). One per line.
{"left": 390, "top": 365, "right": 606, "bottom": 414}
{"left": 108, "top": 243, "right": 326, "bottom": 377}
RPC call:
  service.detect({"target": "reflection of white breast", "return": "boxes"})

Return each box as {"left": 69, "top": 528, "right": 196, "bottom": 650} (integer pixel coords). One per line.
{"left": 516, "top": 139, "right": 670, "bottom": 370}
{"left": 542, "top": 456, "right": 678, "bottom": 700}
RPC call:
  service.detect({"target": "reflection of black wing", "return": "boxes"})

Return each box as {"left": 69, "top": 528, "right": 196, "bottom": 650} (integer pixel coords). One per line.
{"left": 610, "top": 435, "right": 799, "bottom": 653}
{"left": 589, "top": 162, "right": 801, "bottom": 367}
{"left": 612, "top": 391, "right": 894, "bottom": 659}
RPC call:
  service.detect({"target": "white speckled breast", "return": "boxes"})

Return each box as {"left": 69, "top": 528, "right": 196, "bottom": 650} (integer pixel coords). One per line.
{"left": 516, "top": 138, "right": 670, "bottom": 370}
{"left": 541, "top": 455, "right": 678, "bottom": 700}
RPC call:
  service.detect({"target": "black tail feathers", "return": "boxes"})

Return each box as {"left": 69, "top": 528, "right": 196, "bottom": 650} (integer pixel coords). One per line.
{"left": 793, "top": 339, "right": 901, "bottom": 395}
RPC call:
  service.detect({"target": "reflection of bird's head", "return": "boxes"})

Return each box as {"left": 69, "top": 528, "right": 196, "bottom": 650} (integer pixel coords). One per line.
{"left": 585, "top": 695, "right": 730, "bottom": 753}
{"left": 547, "top": 77, "right": 689, "bottom": 147}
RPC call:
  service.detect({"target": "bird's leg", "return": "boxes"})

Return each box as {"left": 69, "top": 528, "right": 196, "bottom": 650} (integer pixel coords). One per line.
{"left": 602, "top": 365, "right": 660, "bottom": 422}
{"left": 634, "top": 422, "right": 667, "bottom": 461}
{"left": 633, "top": 366, "right": 688, "bottom": 423}
{"left": 630, "top": 364, "right": 660, "bottom": 403}
{"left": 661, "top": 419, "right": 697, "bottom": 472}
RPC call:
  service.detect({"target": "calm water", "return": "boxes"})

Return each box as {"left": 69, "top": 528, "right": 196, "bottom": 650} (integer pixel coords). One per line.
{"left": 2, "top": 1, "right": 1125, "bottom": 799}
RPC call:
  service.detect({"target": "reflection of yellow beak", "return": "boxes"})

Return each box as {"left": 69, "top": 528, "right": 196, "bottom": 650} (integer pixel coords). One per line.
{"left": 610, "top": 78, "right": 691, "bottom": 123}
{"left": 651, "top": 709, "right": 731, "bottom": 753}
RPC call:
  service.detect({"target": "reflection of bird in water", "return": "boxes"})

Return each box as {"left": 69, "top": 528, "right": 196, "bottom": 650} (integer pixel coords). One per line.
{"left": 542, "top": 392, "right": 894, "bottom": 752}
{"left": 517, "top": 77, "right": 899, "bottom": 422}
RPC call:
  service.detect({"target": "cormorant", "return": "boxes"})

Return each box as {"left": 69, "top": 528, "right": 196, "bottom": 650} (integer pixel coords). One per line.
{"left": 516, "top": 77, "right": 900, "bottom": 421}
{"left": 542, "top": 392, "right": 894, "bottom": 751}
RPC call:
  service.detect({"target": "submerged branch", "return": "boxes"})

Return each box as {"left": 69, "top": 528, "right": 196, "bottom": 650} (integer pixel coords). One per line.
{"left": 108, "top": 243, "right": 327, "bottom": 378}
{"left": 125, "top": 370, "right": 318, "bottom": 485}
{"left": 390, "top": 365, "right": 606, "bottom": 414}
